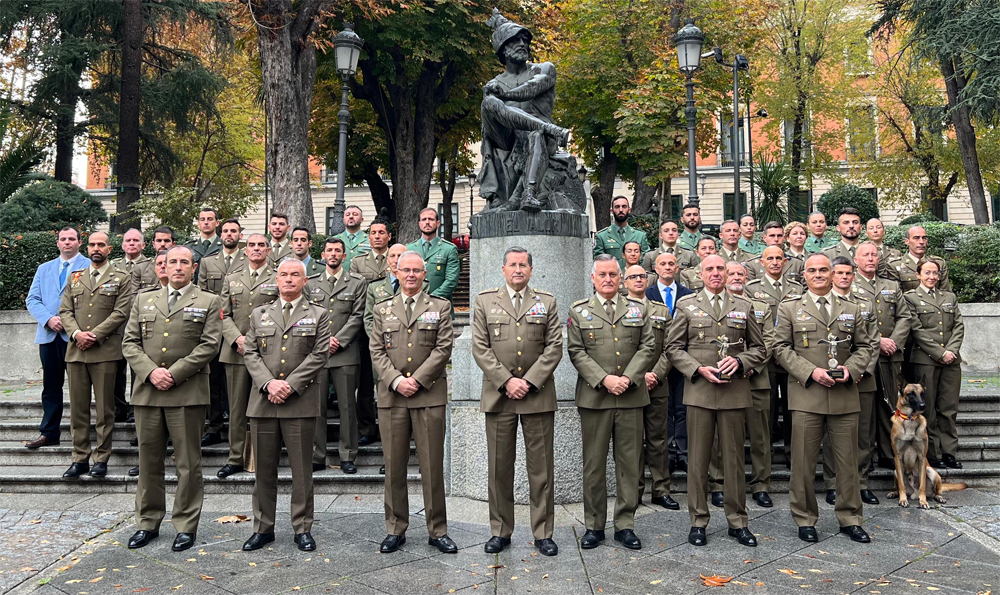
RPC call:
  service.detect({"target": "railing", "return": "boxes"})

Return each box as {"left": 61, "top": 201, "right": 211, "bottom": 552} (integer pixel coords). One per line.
{"left": 719, "top": 151, "right": 748, "bottom": 168}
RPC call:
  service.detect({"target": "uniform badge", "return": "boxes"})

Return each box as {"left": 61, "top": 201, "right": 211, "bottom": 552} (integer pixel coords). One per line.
{"left": 527, "top": 303, "right": 547, "bottom": 316}
{"left": 494, "top": 328, "right": 500, "bottom": 337}
{"left": 581, "top": 309, "right": 588, "bottom": 318}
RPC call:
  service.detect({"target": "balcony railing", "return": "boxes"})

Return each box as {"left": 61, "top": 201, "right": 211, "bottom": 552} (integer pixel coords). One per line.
{"left": 719, "top": 151, "right": 748, "bottom": 168}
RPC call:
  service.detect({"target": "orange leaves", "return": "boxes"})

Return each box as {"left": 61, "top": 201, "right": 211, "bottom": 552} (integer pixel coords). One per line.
{"left": 701, "top": 574, "right": 734, "bottom": 587}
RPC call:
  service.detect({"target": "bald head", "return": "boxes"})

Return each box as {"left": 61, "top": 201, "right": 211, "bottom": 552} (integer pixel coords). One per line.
{"left": 761, "top": 245, "right": 786, "bottom": 280}
{"left": 803, "top": 254, "right": 832, "bottom": 294}
{"left": 624, "top": 264, "right": 648, "bottom": 299}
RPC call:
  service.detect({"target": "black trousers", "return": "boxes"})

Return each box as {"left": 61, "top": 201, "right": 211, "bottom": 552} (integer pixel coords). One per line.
{"left": 769, "top": 369, "right": 791, "bottom": 448}
{"left": 38, "top": 336, "right": 68, "bottom": 440}
{"left": 666, "top": 369, "right": 687, "bottom": 461}
{"left": 113, "top": 357, "right": 130, "bottom": 418}
{"left": 204, "top": 355, "right": 228, "bottom": 435}
{"left": 357, "top": 332, "right": 378, "bottom": 438}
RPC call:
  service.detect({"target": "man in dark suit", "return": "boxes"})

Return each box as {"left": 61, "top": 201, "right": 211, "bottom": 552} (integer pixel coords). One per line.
{"left": 644, "top": 252, "right": 693, "bottom": 472}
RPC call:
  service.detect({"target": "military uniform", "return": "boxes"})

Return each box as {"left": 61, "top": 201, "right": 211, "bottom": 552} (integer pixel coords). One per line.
{"left": 301, "top": 257, "right": 325, "bottom": 279}
{"left": 122, "top": 284, "right": 223, "bottom": 535}
{"left": 718, "top": 246, "right": 754, "bottom": 263}
{"left": 566, "top": 294, "right": 656, "bottom": 532}
{"left": 593, "top": 224, "right": 650, "bottom": 271}
{"left": 266, "top": 239, "right": 292, "bottom": 268}
{"left": 131, "top": 259, "right": 162, "bottom": 294}
{"left": 219, "top": 267, "right": 280, "bottom": 468}
{"left": 640, "top": 244, "right": 699, "bottom": 273}
{"left": 472, "top": 286, "right": 562, "bottom": 540}
{"left": 305, "top": 270, "right": 366, "bottom": 467}
{"left": 873, "top": 244, "right": 902, "bottom": 278}
{"left": 886, "top": 253, "right": 951, "bottom": 293}
{"left": 665, "top": 291, "right": 768, "bottom": 530}
{"left": 198, "top": 250, "right": 247, "bottom": 295}
{"left": 739, "top": 237, "right": 765, "bottom": 256}
{"left": 110, "top": 254, "right": 150, "bottom": 417}
{"left": 678, "top": 264, "right": 704, "bottom": 292}
{"left": 407, "top": 236, "right": 461, "bottom": 300}
{"left": 745, "top": 255, "right": 804, "bottom": 285}
{"left": 59, "top": 263, "right": 132, "bottom": 466}
{"left": 350, "top": 249, "right": 391, "bottom": 283}
{"left": 243, "top": 297, "right": 331, "bottom": 536}
{"left": 804, "top": 235, "right": 837, "bottom": 254}
{"left": 364, "top": 276, "right": 400, "bottom": 336}
{"left": 821, "top": 241, "right": 861, "bottom": 264}
{"left": 678, "top": 229, "right": 704, "bottom": 252}
{"left": 773, "top": 293, "right": 874, "bottom": 529}
{"left": 904, "top": 287, "right": 964, "bottom": 461}
{"left": 186, "top": 235, "right": 223, "bottom": 284}
{"left": 635, "top": 298, "right": 674, "bottom": 501}
{"left": 370, "top": 291, "right": 454, "bottom": 539}
{"left": 355, "top": 248, "right": 401, "bottom": 440}
{"left": 333, "top": 230, "right": 370, "bottom": 271}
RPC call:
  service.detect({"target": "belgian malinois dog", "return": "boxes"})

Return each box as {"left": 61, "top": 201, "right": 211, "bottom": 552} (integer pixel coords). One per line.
{"left": 886, "top": 383, "right": 967, "bottom": 508}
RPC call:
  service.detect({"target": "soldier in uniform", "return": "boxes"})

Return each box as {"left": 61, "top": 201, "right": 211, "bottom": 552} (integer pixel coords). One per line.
{"left": 567, "top": 255, "right": 656, "bottom": 550}
{"left": 350, "top": 217, "right": 392, "bottom": 282}
{"left": 364, "top": 244, "right": 409, "bottom": 334}
{"left": 593, "top": 196, "right": 650, "bottom": 270}
{"left": 472, "top": 247, "right": 562, "bottom": 556}
{"left": 904, "top": 258, "right": 964, "bottom": 470}
{"left": 784, "top": 221, "right": 809, "bottom": 263}
{"left": 132, "top": 227, "right": 176, "bottom": 293}
{"left": 617, "top": 241, "right": 643, "bottom": 294}
{"left": 122, "top": 246, "right": 224, "bottom": 552}
{"left": 640, "top": 220, "right": 700, "bottom": 273}
{"left": 216, "top": 234, "right": 278, "bottom": 478}
{"left": 666, "top": 255, "right": 768, "bottom": 548}
{"left": 804, "top": 212, "right": 836, "bottom": 253}
{"left": 678, "top": 236, "right": 719, "bottom": 291}
{"left": 739, "top": 214, "right": 765, "bottom": 256}
{"left": 821, "top": 207, "right": 863, "bottom": 264}
{"left": 241, "top": 259, "right": 331, "bottom": 553}
{"left": 406, "top": 208, "right": 461, "bottom": 305}
{"left": 678, "top": 203, "right": 704, "bottom": 251}
{"left": 333, "top": 205, "right": 371, "bottom": 271}
{"left": 885, "top": 226, "right": 951, "bottom": 292}
{"left": 624, "top": 265, "right": 678, "bottom": 511}
{"left": 370, "top": 251, "right": 458, "bottom": 554}
{"left": 185, "top": 208, "right": 223, "bottom": 280}
{"left": 266, "top": 213, "right": 292, "bottom": 266}
{"left": 719, "top": 220, "right": 754, "bottom": 263}
{"left": 865, "top": 218, "right": 901, "bottom": 278}
{"left": 305, "top": 238, "right": 366, "bottom": 474}
{"left": 745, "top": 222, "right": 804, "bottom": 284}
{"left": 289, "top": 228, "right": 325, "bottom": 277}
{"left": 853, "top": 243, "right": 910, "bottom": 471}
{"left": 773, "top": 254, "right": 874, "bottom": 544}
{"left": 197, "top": 218, "right": 247, "bottom": 295}
{"left": 111, "top": 228, "right": 147, "bottom": 422}
{"left": 59, "top": 232, "right": 132, "bottom": 478}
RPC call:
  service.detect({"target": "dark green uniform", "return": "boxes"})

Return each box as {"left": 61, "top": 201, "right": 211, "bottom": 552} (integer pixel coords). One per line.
{"left": 406, "top": 236, "right": 461, "bottom": 302}
{"left": 593, "top": 224, "right": 650, "bottom": 271}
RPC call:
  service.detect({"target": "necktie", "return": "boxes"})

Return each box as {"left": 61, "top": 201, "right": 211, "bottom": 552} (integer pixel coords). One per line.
{"left": 605, "top": 298, "right": 615, "bottom": 321}
{"left": 618, "top": 228, "right": 626, "bottom": 241}
{"left": 225, "top": 255, "right": 233, "bottom": 272}
{"left": 283, "top": 302, "right": 293, "bottom": 326}
{"left": 204, "top": 239, "right": 211, "bottom": 250}
{"left": 272, "top": 242, "right": 281, "bottom": 252}
{"left": 817, "top": 296, "right": 829, "bottom": 324}
{"left": 663, "top": 286, "right": 673, "bottom": 313}
{"left": 376, "top": 254, "right": 385, "bottom": 272}
{"left": 125, "top": 260, "right": 134, "bottom": 272}
{"left": 421, "top": 241, "right": 429, "bottom": 258}
{"left": 250, "top": 270, "right": 258, "bottom": 286}
{"left": 349, "top": 233, "right": 356, "bottom": 245}
{"left": 391, "top": 277, "right": 399, "bottom": 293}
{"left": 59, "top": 261, "right": 69, "bottom": 288}
{"left": 775, "top": 280, "right": 783, "bottom": 297}
{"left": 92, "top": 270, "right": 100, "bottom": 285}
{"left": 513, "top": 292, "right": 522, "bottom": 314}
{"left": 405, "top": 296, "right": 415, "bottom": 324}
{"left": 849, "top": 245, "right": 856, "bottom": 259}
{"left": 168, "top": 290, "right": 180, "bottom": 312}
{"left": 713, "top": 294, "right": 723, "bottom": 318}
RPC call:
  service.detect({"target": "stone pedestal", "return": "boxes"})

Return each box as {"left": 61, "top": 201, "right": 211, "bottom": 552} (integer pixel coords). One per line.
{"left": 447, "top": 211, "right": 596, "bottom": 504}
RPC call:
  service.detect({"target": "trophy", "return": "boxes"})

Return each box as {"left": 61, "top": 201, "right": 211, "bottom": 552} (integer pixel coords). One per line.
{"left": 711, "top": 336, "right": 744, "bottom": 381}
{"left": 818, "top": 334, "right": 849, "bottom": 379}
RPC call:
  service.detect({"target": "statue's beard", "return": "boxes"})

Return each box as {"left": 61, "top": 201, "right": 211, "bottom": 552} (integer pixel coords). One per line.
{"left": 505, "top": 47, "right": 529, "bottom": 64}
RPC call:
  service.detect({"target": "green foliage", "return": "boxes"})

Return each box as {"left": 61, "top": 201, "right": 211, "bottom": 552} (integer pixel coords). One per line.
{"left": 816, "top": 184, "right": 880, "bottom": 226}
{"left": 897, "top": 212, "right": 940, "bottom": 226}
{"left": 0, "top": 108, "right": 48, "bottom": 202}
{"left": 751, "top": 155, "right": 794, "bottom": 226}
{"left": 130, "top": 186, "right": 259, "bottom": 238}
{"left": 629, "top": 214, "right": 661, "bottom": 252}
{"left": 0, "top": 232, "right": 60, "bottom": 309}
{"left": 0, "top": 181, "right": 107, "bottom": 233}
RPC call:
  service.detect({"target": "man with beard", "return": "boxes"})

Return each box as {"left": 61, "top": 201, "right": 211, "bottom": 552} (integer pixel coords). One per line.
{"left": 266, "top": 213, "right": 292, "bottom": 266}
{"left": 406, "top": 209, "right": 461, "bottom": 306}
{"left": 678, "top": 204, "right": 704, "bottom": 251}
{"left": 350, "top": 217, "right": 393, "bottom": 282}
{"left": 186, "top": 208, "right": 223, "bottom": 282}
{"left": 641, "top": 220, "right": 700, "bottom": 273}
{"left": 198, "top": 219, "right": 247, "bottom": 294}
{"left": 884, "top": 226, "right": 951, "bottom": 292}
{"left": 290, "top": 228, "right": 325, "bottom": 278}
{"left": 59, "top": 232, "right": 132, "bottom": 478}
{"left": 334, "top": 206, "right": 370, "bottom": 271}
{"left": 594, "top": 196, "right": 650, "bottom": 271}
{"left": 823, "top": 207, "right": 863, "bottom": 263}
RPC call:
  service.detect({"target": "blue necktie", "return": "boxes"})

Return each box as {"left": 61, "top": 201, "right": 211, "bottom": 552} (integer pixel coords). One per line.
{"left": 663, "top": 286, "right": 673, "bottom": 314}
{"left": 59, "top": 261, "right": 69, "bottom": 288}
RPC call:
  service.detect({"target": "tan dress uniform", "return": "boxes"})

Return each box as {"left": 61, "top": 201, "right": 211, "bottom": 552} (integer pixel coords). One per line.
{"left": 111, "top": 254, "right": 149, "bottom": 416}
{"left": 873, "top": 244, "right": 902, "bottom": 279}
{"left": 886, "top": 253, "right": 951, "bottom": 292}
{"left": 745, "top": 255, "right": 804, "bottom": 285}
{"left": 636, "top": 298, "right": 674, "bottom": 500}
{"left": 243, "top": 297, "right": 331, "bottom": 535}
{"left": 59, "top": 263, "right": 132, "bottom": 464}
{"left": 266, "top": 239, "right": 292, "bottom": 268}
{"left": 219, "top": 267, "right": 280, "bottom": 467}
{"left": 351, "top": 250, "right": 390, "bottom": 441}
{"left": 567, "top": 294, "right": 657, "bottom": 532}
{"left": 350, "top": 249, "right": 391, "bottom": 282}
{"left": 472, "top": 286, "right": 562, "bottom": 540}
{"left": 641, "top": 245, "right": 699, "bottom": 272}
{"left": 364, "top": 276, "right": 400, "bottom": 336}
{"left": 305, "top": 269, "right": 367, "bottom": 465}
{"left": 131, "top": 258, "right": 161, "bottom": 294}
{"left": 773, "top": 293, "right": 873, "bottom": 529}
{"left": 197, "top": 250, "right": 247, "bottom": 295}
{"left": 719, "top": 246, "right": 754, "bottom": 264}
{"left": 122, "top": 284, "right": 223, "bottom": 534}
{"left": 370, "top": 291, "right": 454, "bottom": 538}
{"left": 666, "top": 290, "right": 768, "bottom": 529}
{"left": 679, "top": 265, "right": 704, "bottom": 292}
{"left": 904, "top": 286, "right": 964, "bottom": 461}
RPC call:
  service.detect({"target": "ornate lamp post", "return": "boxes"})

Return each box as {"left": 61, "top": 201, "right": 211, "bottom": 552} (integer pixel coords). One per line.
{"left": 714, "top": 48, "right": 750, "bottom": 220}
{"left": 675, "top": 20, "right": 705, "bottom": 207}
{"left": 330, "top": 23, "right": 364, "bottom": 235}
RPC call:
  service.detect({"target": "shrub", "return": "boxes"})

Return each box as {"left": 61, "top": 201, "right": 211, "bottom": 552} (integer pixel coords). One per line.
{"left": 0, "top": 181, "right": 107, "bottom": 232}
{"left": 897, "top": 212, "right": 939, "bottom": 226}
{"left": 629, "top": 214, "right": 660, "bottom": 252}
{"left": 816, "top": 184, "right": 880, "bottom": 226}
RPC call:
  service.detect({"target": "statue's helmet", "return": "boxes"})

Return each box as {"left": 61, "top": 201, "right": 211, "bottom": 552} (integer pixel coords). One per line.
{"left": 487, "top": 8, "right": 532, "bottom": 65}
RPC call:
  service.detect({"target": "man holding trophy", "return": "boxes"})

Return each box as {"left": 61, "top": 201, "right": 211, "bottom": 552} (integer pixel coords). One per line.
{"left": 773, "top": 254, "right": 874, "bottom": 544}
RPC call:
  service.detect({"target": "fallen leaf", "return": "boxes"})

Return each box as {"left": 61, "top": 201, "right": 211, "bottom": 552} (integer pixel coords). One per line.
{"left": 66, "top": 580, "right": 83, "bottom": 584}
{"left": 818, "top": 550, "right": 830, "bottom": 554}
{"left": 29, "top": 519, "right": 41, "bottom": 524}
{"left": 733, "top": 581, "right": 749, "bottom": 586}
{"left": 757, "top": 583, "right": 765, "bottom": 587}
{"left": 126, "top": 566, "right": 137, "bottom": 569}
{"left": 511, "top": 576, "right": 518, "bottom": 580}
{"left": 928, "top": 589, "right": 940, "bottom": 591}
{"left": 89, "top": 577, "right": 104, "bottom": 583}
{"left": 292, "top": 588, "right": 301, "bottom": 592}
{"left": 488, "top": 564, "right": 505, "bottom": 569}
{"left": 20, "top": 567, "right": 38, "bottom": 572}
{"left": 780, "top": 569, "right": 799, "bottom": 575}
{"left": 651, "top": 580, "right": 662, "bottom": 585}
{"left": 248, "top": 562, "right": 257, "bottom": 567}
{"left": 171, "top": 585, "right": 183, "bottom": 590}
{"left": 542, "top": 574, "right": 549, "bottom": 579}
{"left": 58, "top": 566, "right": 71, "bottom": 572}
{"left": 186, "top": 559, "right": 195, "bottom": 563}
{"left": 199, "top": 575, "right": 214, "bottom": 580}
{"left": 214, "top": 515, "right": 248, "bottom": 524}
{"left": 808, "top": 569, "right": 824, "bottom": 573}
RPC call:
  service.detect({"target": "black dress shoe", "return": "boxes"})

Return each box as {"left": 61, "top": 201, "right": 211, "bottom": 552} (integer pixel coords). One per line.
{"left": 613, "top": 529, "right": 641, "bottom": 550}
{"left": 753, "top": 492, "right": 773, "bottom": 508}
{"left": 860, "top": 490, "right": 880, "bottom": 505}
{"left": 127, "top": 412, "right": 135, "bottom": 423}
{"left": 651, "top": 495, "right": 680, "bottom": 510}
{"left": 943, "top": 454, "right": 963, "bottom": 469}
{"left": 128, "top": 465, "right": 140, "bottom": 477}
{"left": 428, "top": 534, "right": 458, "bottom": 553}
{"left": 798, "top": 526, "right": 818, "bottom": 542}
{"left": 313, "top": 462, "right": 326, "bottom": 472}
{"left": 89, "top": 462, "right": 107, "bottom": 477}
{"left": 711, "top": 491, "right": 724, "bottom": 508}
{"left": 825, "top": 490, "right": 837, "bottom": 505}
{"left": 217, "top": 464, "right": 244, "bottom": 478}
{"left": 358, "top": 435, "right": 380, "bottom": 446}
{"left": 242, "top": 532, "right": 275, "bottom": 551}
{"left": 200, "top": 433, "right": 222, "bottom": 447}
{"left": 840, "top": 525, "right": 871, "bottom": 543}
{"left": 688, "top": 527, "right": 707, "bottom": 547}
{"left": 128, "top": 530, "right": 158, "bottom": 549}
{"left": 172, "top": 532, "right": 196, "bottom": 551}
{"left": 294, "top": 532, "right": 316, "bottom": 551}
{"left": 728, "top": 527, "right": 757, "bottom": 547}
{"left": 535, "top": 538, "right": 558, "bottom": 556}
{"left": 129, "top": 436, "right": 138, "bottom": 447}
{"left": 580, "top": 529, "right": 605, "bottom": 549}
{"left": 379, "top": 465, "right": 385, "bottom": 475}
{"left": 63, "top": 462, "right": 89, "bottom": 479}
{"left": 927, "top": 457, "right": 945, "bottom": 469}
{"left": 380, "top": 534, "right": 406, "bottom": 553}
{"left": 484, "top": 536, "right": 510, "bottom": 553}
{"left": 341, "top": 461, "right": 357, "bottom": 474}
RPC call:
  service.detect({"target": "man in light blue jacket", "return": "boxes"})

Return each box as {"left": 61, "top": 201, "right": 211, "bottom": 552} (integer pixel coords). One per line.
{"left": 24, "top": 227, "right": 90, "bottom": 449}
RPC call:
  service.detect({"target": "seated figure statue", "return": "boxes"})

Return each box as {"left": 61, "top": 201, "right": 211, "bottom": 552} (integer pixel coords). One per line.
{"left": 479, "top": 9, "right": 584, "bottom": 213}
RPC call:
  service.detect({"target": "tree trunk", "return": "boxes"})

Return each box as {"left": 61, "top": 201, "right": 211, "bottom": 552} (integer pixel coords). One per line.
{"left": 362, "top": 164, "right": 394, "bottom": 220}
{"left": 591, "top": 142, "right": 618, "bottom": 230}
{"left": 113, "top": 0, "right": 143, "bottom": 232}
{"left": 660, "top": 177, "right": 672, "bottom": 224}
{"left": 439, "top": 153, "right": 456, "bottom": 242}
{"left": 255, "top": 0, "right": 323, "bottom": 232}
{"left": 941, "top": 57, "right": 989, "bottom": 224}
{"left": 632, "top": 164, "right": 656, "bottom": 216}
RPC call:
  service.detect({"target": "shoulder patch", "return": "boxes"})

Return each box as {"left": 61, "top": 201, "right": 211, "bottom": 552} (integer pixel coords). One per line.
{"left": 531, "top": 288, "right": 553, "bottom": 296}
{"left": 479, "top": 287, "right": 500, "bottom": 295}
{"left": 572, "top": 298, "right": 590, "bottom": 306}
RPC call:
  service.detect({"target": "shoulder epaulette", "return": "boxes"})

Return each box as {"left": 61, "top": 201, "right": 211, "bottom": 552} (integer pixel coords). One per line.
{"left": 781, "top": 294, "right": 804, "bottom": 303}
{"left": 479, "top": 287, "right": 500, "bottom": 295}
{"left": 572, "top": 297, "right": 590, "bottom": 307}
{"left": 532, "top": 288, "right": 553, "bottom": 296}
{"left": 139, "top": 285, "right": 163, "bottom": 294}
{"left": 374, "top": 295, "right": 394, "bottom": 306}
{"left": 625, "top": 296, "right": 643, "bottom": 303}
{"left": 348, "top": 271, "right": 365, "bottom": 281}
{"left": 675, "top": 293, "right": 697, "bottom": 304}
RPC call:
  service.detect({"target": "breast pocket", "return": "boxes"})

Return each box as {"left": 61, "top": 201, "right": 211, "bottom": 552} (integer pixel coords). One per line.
{"left": 292, "top": 325, "right": 317, "bottom": 353}
{"left": 98, "top": 287, "right": 119, "bottom": 309}
{"left": 418, "top": 322, "right": 439, "bottom": 346}
{"left": 140, "top": 312, "right": 157, "bottom": 340}
{"left": 257, "top": 327, "right": 276, "bottom": 354}
{"left": 651, "top": 319, "right": 668, "bottom": 345}
{"left": 182, "top": 311, "right": 207, "bottom": 339}
{"left": 382, "top": 322, "right": 400, "bottom": 350}
{"left": 487, "top": 316, "right": 509, "bottom": 342}
{"left": 837, "top": 320, "right": 854, "bottom": 335}
{"left": 204, "top": 272, "right": 223, "bottom": 292}
{"left": 797, "top": 321, "right": 817, "bottom": 347}
{"left": 526, "top": 317, "right": 546, "bottom": 340}
{"left": 579, "top": 320, "right": 604, "bottom": 347}
{"left": 942, "top": 305, "right": 955, "bottom": 326}
{"left": 334, "top": 294, "right": 354, "bottom": 314}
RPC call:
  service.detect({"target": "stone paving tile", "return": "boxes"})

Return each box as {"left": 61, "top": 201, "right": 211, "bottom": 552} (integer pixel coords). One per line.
{"left": 352, "top": 557, "right": 482, "bottom": 594}
{"left": 589, "top": 554, "right": 711, "bottom": 595}
{"left": 932, "top": 534, "right": 1000, "bottom": 565}
{"left": 890, "top": 553, "right": 1000, "bottom": 593}
{"left": 741, "top": 555, "right": 883, "bottom": 594}
{"left": 943, "top": 504, "right": 1000, "bottom": 538}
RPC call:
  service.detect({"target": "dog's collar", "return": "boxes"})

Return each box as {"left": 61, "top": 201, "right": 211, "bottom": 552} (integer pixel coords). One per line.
{"left": 894, "top": 410, "right": 910, "bottom": 420}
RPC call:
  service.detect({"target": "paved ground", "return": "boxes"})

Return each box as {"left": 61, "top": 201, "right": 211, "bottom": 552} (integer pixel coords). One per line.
{"left": 2, "top": 489, "right": 1000, "bottom": 595}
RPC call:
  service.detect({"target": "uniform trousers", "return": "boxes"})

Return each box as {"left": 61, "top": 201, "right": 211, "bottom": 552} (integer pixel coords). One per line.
{"left": 485, "top": 411, "right": 555, "bottom": 540}
{"left": 911, "top": 363, "right": 962, "bottom": 459}
{"left": 134, "top": 404, "right": 205, "bottom": 533}
{"left": 224, "top": 364, "right": 252, "bottom": 466}
{"left": 709, "top": 389, "right": 771, "bottom": 495}
{"left": 666, "top": 370, "right": 688, "bottom": 463}
{"left": 204, "top": 355, "right": 228, "bottom": 435}
{"left": 112, "top": 357, "right": 130, "bottom": 418}
{"left": 379, "top": 405, "right": 448, "bottom": 538}
{"left": 357, "top": 337, "right": 378, "bottom": 438}
{"left": 250, "top": 417, "right": 315, "bottom": 534}
{"left": 823, "top": 391, "right": 876, "bottom": 490}
{"left": 579, "top": 406, "right": 643, "bottom": 531}
{"left": 688, "top": 405, "right": 747, "bottom": 529}
{"left": 67, "top": 361, "right": 117, "bottom": 463}
{"left": 789, "top": 410, "right": 862, "bottom": 528}
{"left": 638, "top": 394, "right": 672, "bottom": 499}
{"left": 317, "top": 365, "right": 359, "bottom": 465}
{"left": 769, "top": 369, "right": 791, "bottom": 450}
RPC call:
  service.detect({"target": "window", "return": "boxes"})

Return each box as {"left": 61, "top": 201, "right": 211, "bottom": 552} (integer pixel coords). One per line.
{"left": 663, "top": 194, "right": 683, "bottom": 221}
{"left": 325, "top": 208, "right": 338, "bottom": 236}
{"left": 720, "top": 116, "right": 745, "bottom": 167}
{"left": 847, "top": 100, "right": 878, "bottom": 161}
{"left": 787, "top": 189, "right": 810, "bottom": 222}
{"left": 319, "top": 167, "right": 337, "bottom": 184}
{"left": 723, "top": 192, "right": 747, "bottom": 221}
{"left": 437, "top": 202, "right": 459, "bottom": 237}
{"left": 845, "top": 38, "right": 874, "bottom": 76}
{"left": 862, "top": 187, "right": 878, "bottom": 202}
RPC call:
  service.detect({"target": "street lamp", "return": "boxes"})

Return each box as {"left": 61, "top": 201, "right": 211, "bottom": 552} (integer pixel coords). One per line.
{"left": 714, "top": 47, "right": 749, "bottom": 220}
{"left": 675, "top": 19, "right": 705, "bottom": 207}
{"left": 330, "top": 23, "right": 364, "bottom": 235}
{"left": 467, "top": 172, "right": 477, "bottom": 231}
{"left": 746, "top": 106, "right": 767, "bottom": 217}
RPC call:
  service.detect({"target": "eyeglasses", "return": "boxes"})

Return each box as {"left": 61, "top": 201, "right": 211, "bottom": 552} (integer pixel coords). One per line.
{"left": 625, "top": 273, "right": 648, "bottom": 281}
{"left": 398, "top": 268, "right": 425, "bottom": 275}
